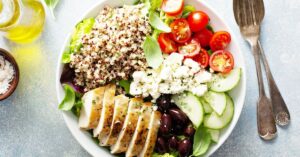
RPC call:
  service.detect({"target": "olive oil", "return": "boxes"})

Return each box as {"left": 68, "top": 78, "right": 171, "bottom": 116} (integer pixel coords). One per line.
{"left": 0, "top": 0, "right": 45, "bottom": 43}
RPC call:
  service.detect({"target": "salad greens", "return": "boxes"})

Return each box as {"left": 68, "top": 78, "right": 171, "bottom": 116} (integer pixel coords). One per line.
{"left": 118, "top": 80, "right": 131, "bottom": 94}
{"left": 192, "top": 127, "right": 212, "bottom": 156}
{"left": 149, "top": 11, "right": 171, "bottom": 33}
{"left": 152, "top": 152, "right": 178, "bottom": 157}
{"left": 181, "top": 5, "right": 196, "bottom": 18}
{"left": 62, "top": 18, "right": 95, "bottom": 63}
{"left": 142, "top": 36, "right": 164, "bottom": 69}
{"left": 59, "top": 84, "right": 76, "bottom": 111}
{"left": 44, "top": 0, "right": 60, "bottom": 19}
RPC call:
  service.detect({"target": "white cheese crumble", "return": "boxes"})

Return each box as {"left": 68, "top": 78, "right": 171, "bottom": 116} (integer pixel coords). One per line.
{"left": 0, "top": 55, "right": 15, "bottom": 94}
{"left": 130, "top": 53, "right": 212, "bottom": 100}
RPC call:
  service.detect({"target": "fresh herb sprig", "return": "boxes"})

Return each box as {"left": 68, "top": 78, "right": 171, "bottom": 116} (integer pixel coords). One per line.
{"left": 44, "top": 0, "right": 60, "bottom": 19}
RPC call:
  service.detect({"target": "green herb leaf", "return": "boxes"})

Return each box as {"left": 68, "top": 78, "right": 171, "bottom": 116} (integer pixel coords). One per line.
{"left": 192, "top": 126, "right": 212, "bottom": 156}
{"left": 69, "top": 18, "right": 95, "bottom": 53}
{"left": 149, "top": 11, "right": 171, "bottom": 33}
{"left": 206, "top": 24, "right": 214, "bottom": 33}
{"left": 207, "top": 49, "right": 213, "bottom": 56}
{"left": 142, "top": 36, "right": 163, "bottom": 69}
{"left": 62, "top": 52, "right": 71, "bottom": 63}
{"left": 44, "top": 0, "right": 60, "bottom": 19}
{"left": 119, "top": 80, "right": 131, "bottom": 94}
{"left": 59, "top": 84, "right": 76, "bottom": 111}
{"left": 150, "top": 0, "right": 163, "bottom": 10}
{"left": 182, "top": 5, "right": 196, "bottom": 18}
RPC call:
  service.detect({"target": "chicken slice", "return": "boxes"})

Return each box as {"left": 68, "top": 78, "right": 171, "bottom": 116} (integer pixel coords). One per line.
{"left": 93, "top": 84, "right": 116, "bottom": 139}
{"left": 78, "top": 87, "right": 105, "bottom": 130}
{"left": 126, "top": 102, "right": 153, "bottom": 157}
{"left": 100, "top": 94, "right": 130, "bottom": 146}
{"left": 138, "top": 110, "right": 162, "bottom": 157}
{"left": 110, "top": 98, "right": 144, "bottom": 154}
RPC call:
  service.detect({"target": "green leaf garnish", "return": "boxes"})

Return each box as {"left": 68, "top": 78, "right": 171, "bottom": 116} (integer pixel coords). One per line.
{"left": 118, "top": 80, "right": 131, "bottom": 94}
{"left": 44, "top": 0, "right": 60, "bottom": 19}
{"left": 182, "top": 5, "right": 196, "bottom": 18}
{"left": 149, "top": 11, "right": 171, "bottom": 33}
{"left": 142, "top": 36, "right": 163, "bottom": 69}
{"left": 192, "top": 126, "right": 212, "bottom": 156}
{"left": 59, "top": 84, "right": 76, "bottom": 111}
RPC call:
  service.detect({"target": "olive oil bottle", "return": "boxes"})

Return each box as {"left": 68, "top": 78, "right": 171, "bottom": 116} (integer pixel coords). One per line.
{"left": 0, "top": 0, "right": 45, "bottom": 43}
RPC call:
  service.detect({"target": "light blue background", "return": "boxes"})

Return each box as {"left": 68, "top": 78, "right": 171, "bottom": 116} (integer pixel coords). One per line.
{"left": 0, "top": 0, "right": 299, "bottom": 156}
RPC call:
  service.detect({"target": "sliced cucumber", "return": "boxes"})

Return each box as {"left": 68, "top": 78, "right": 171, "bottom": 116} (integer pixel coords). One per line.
{"left": 209, "top": 68, "right": 242, "bottom": 92}
{"left": 200, "top": 98, "right": 213, "bottom": 114}
{"left": 207, "top": 129, "right": 220, "bottom": 143}
{"left": 204, "top": 94, "right": 234, "bottom": 129}
{"left": 172, "top": 92, "right": 204, "bottom": 128}
{"left": 203, "top": 91, "right": 226, "bottom": 116}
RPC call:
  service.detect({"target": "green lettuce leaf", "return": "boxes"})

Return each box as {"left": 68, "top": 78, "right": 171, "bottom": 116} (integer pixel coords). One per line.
{"left": 149, "top": 11, "right": 171, "bottom": 33}
{"left": 192, "top": 126, "right": 212, "bottom": 156}
{"left": 59, "top": 84, "right": 76, "bottom": 111}
{"left": 142, "top": 36, "right": 163, "bottom": 69}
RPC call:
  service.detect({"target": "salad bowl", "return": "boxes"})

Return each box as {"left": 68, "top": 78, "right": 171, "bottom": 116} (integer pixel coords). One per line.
{"left": 56, "top": 0, "right": 246, "bottom": 156}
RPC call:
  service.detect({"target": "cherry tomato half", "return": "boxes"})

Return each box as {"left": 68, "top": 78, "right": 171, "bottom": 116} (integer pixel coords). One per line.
{"left": 158, "top": 33, "right": 178, "bottom": 54}
{"left": 170, "top": 18, "right": 192, "bottom": 43}
{"left": 192, "top": 48, "right": 209, "bottom": 68}
{"left": 187, "top": 11, "right": 210, "bottom": 32}
{"left": 178, "top": 39, "right": 201, "bottom": 58}
{"left": 209, "top": 31, "right": 231, "bottom": 51}
{"left": 209, "top": 50, "right": 234, "bottom": 73}
{"left": 162, "top": 0, "right": 184, "bottom": 16}
{"left": 193, "top": 28, "right": 213, "bottom": 48}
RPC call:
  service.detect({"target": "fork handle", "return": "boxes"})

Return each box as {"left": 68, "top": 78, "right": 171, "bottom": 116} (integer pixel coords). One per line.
{"left": 257, "top": 40, "right": 290, "bottom": 126}
{"left": 251, "top": 43, "right": 277, "bottom": 140}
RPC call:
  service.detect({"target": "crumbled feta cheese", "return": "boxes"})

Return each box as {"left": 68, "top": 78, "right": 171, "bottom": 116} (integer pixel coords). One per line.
{"left": 130, "top": 53, "right": 213, "bottom": 100}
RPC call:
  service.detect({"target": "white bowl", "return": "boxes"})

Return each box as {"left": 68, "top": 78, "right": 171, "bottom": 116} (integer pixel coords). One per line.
{"left": 56, "top": 0, "right": 246, "bottom": 156}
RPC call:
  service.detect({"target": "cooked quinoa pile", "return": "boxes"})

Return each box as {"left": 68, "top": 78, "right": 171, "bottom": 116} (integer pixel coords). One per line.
{"left": 70, "top": 4, "right": 151, "bottom": 91}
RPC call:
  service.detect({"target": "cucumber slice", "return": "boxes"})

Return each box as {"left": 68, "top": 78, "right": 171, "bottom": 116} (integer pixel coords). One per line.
{"left": 172, "top": 92, "right": 204, "bottom": 128}
{"left": 207, "top": 129, "right": 220, "bottom": 143}
{"left": 203, "top": 91, "right": 226, "bottom": 116}
{"left": 209, "top": 68, "right": 242, "bottom": 92}
{"left": 204, "top": 94, "right": 234, "bottom": 129}
{"left": 200, "top": 98, "right": 213, "bottom": 114}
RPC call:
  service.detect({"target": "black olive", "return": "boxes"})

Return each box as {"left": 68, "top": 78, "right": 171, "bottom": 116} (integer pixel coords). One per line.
{"left": 156, "top": 94, "right": 171, "bottom": 112}
{"left": 155, "top": 137, "right": 168, "bottom": 153}
{"left": 168, "top": 136, "right": 178, "bottom": 150}
{"left": 184, "top": 125, "right": 196, "bottom": 137}
{"left": 178, "top": 138, "right": 192, "bottom": 157}
{"left": 159, "top": 113, "right": 173, "bottom": 135}
{"left": 169, "top": 108, "right": 189, "bottom": 125}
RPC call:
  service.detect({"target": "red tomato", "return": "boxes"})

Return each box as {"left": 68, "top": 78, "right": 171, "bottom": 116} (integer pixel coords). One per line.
{"left": 158, "top": 33, "right": 178, "bottom": 54}
{"left": 178, "top": 39, "right": 201, "bottom": 58}
{"left": 187, "top": 11, "right": 210, "bottom": 32}
{"left": 209, "top": 31, "right": 231, "bottom": 51}
{"left": 193, "top": 28, "right": 213, "bottom": 48}
{"left": 209, "top": 50, "right": 234, "bottom": 73}
{"left": 193, "top": 48, "right": 210, "bottom": 68}
{"left": 162, "top": 0, "right": 184, "bottom": 16}
{"left": 170, "top": 18, "right": 192, "bottom": 43}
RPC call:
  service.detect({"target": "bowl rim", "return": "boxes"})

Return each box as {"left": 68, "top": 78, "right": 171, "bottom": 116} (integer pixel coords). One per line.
{"left": 0, "top": 48, "right": 20, "bottom": 101}
{"left": 56, "top": 0, "right": 247, "bottom": 156}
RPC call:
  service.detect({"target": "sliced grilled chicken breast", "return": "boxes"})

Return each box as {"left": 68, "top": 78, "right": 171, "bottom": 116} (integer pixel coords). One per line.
{"left": 110, "top": 98, "right": 143, "bottom": 154}
{"left": 78, "top": 87, "right": 105, "bottom": 129}
{"left": 100, "top": 95, "right": 130, "bottom": 146}
{"left": 126, "top": 102, "right": 153, "bottom": 157}
{"left": 139, "top": 110, "right": 162, "bottom": 157}
{"left": 93, "top": 84, "right": 116, "bottom": 139}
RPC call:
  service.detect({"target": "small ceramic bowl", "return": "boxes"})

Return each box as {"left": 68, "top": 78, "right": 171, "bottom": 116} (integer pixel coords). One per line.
{"left": 0, "top": 48, "right": 19, "bottom": 101}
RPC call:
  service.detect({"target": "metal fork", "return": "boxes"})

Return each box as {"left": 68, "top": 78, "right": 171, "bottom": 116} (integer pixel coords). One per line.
{"left": 233, "top": 0, "right": 277, "bottom": 140}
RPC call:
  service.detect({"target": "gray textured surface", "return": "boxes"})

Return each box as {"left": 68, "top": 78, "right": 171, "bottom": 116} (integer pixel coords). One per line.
{"left": 0, "top": 0, "right": 299, "bottom": 156}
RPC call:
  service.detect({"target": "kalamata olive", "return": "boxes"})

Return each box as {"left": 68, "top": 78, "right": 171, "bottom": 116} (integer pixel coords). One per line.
{"left": 173, "top": 124, "right": 185, "bottom": 135}
{"left": 184, "top": 125, "right": 196, "bottom": 137}
{"left": 159, "top": 113, "right": 173, "bottom": 135}
{"left": 156, "top": 94, "right": 171, "bottom": 112}
{"left": 168, "top": 136, "right": 178, "bottom": 150}
{"left": 178, "top": 139, "right": 192, "bottom": 157}
{"left": 169, "top": 108, "right": 188, "bottom": 125}
{"left": 156, "top": 137, "right": 168, "bottom": 153}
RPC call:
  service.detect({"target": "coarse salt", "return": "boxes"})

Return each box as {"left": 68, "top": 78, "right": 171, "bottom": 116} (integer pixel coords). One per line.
{"left": 0, "top": 55, "right": 15, "bottom": 94}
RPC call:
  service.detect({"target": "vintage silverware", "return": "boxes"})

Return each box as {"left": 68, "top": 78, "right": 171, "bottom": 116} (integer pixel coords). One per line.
{"left": 233, "top": 0, "right": 277, "bottom": 140}
{"left": 258, "top": 41, "right": 290, "bottom": 126}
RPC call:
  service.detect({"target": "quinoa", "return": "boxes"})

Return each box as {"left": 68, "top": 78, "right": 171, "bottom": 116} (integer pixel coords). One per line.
{"left": 70, "top": 4, "right": 151, "bottom": 91}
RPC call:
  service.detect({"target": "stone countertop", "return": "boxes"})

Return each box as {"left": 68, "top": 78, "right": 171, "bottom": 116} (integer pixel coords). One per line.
{"left": 0, "top": 0, "right": 299, "bottom": 156}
